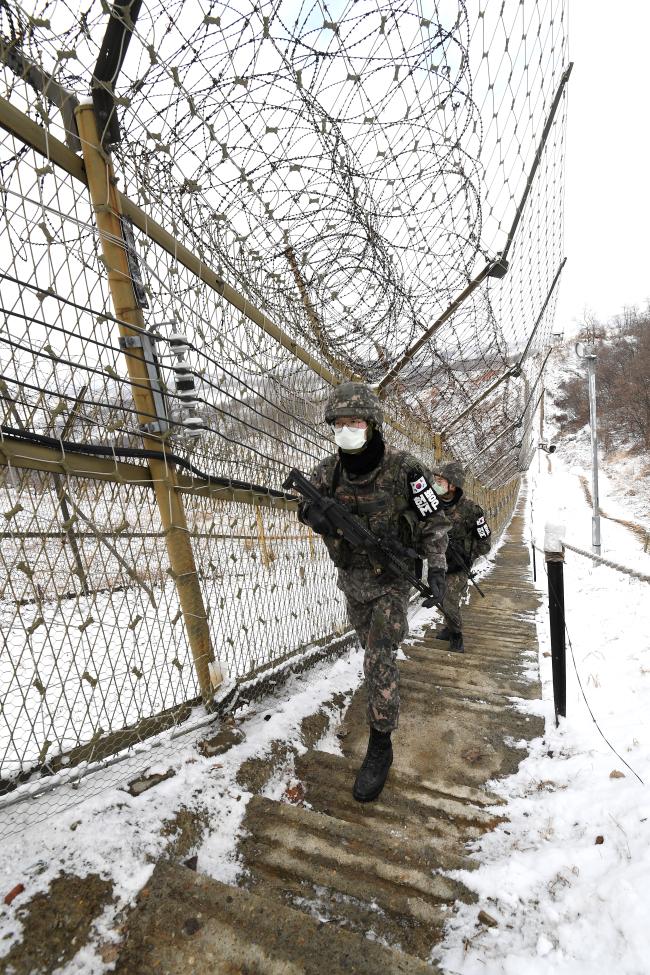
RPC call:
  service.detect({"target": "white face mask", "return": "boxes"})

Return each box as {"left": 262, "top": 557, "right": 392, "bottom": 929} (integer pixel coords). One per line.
{"left": 334, "top": 425, "right": 368, "bottom": 452}
{"left": 433, "top": 479, "right": 449, "bottom": 495}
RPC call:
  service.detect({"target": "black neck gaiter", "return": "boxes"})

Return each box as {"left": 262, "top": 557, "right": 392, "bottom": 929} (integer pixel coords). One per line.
{"left": 440, "top": 488, "right": 462, "bottom": 510}
{"left": 339, "top": 428, "right": 385, "bottom": 477}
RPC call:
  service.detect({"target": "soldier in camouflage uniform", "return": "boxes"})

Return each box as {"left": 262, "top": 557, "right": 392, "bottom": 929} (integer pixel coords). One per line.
{"left": 432, "top": 461, "right": 492, "bottom": 653}
{"left": 298, "top": 383, "right": 449, "bottom": 802}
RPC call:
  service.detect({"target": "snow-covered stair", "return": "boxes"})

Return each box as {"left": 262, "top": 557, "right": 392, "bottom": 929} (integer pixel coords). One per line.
{"left": 238, "top": 793, "right": 476, "bottom": 958}
{"left": 235, "top": 488, "right": 543, "bottom": 962}
{"left": 114, "top": 859, "right": 439, "bottom": 974}
{"left": 116, "top": 488, "right": 543, "bottom": 971}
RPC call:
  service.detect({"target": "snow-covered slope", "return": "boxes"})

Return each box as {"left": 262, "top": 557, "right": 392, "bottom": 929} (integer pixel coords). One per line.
{"left": 437, "top": 350, "right": 650, "bottom": 975}
{"left": 544, "top": 340, "right": 650, "bottom": 528}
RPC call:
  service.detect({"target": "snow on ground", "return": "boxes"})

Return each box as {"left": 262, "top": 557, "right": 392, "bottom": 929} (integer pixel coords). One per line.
{"left": 3, "top": 381, "right": 650, "bottom": 974}
{"left": 543, "top": 339, "right": 650, "bottom": 527}
{"left": 0, "top": 524, "right": 346, "bottom": 777}
{"left": 0, "top": 645, "right": 366, "bottom": 971}
{"left": 437, "top": 450, "right": 650, "bottom": 975}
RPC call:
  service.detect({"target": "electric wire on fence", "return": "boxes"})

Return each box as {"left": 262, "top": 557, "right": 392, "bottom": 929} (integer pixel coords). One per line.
{"left": 0, "top": 425, "right": 298, "bottom": 499}
{"left": 0, "top": 0, "right": 567, "bottom": 829}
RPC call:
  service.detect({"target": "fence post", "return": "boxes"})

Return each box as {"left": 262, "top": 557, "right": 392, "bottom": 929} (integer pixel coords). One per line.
{"left": 433, "top": 432, "right": 443, "bottom": 463}
{"left": 75, "top": 103, "right": 219, "bottom": 703}
{"left": 544, "top": 522, "right": 566, "bottom": 725}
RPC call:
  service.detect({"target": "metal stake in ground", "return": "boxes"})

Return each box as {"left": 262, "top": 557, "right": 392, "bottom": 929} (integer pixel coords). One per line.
{"left": 544, "top": 523, "right": 566, "bottom": 725}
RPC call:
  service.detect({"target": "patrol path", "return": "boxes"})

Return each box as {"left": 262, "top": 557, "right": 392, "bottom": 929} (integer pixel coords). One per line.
{"left": 116, "top": 491, "right": 543, "bottom": 974}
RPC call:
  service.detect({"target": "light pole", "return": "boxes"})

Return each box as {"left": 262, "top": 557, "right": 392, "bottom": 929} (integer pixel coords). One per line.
{"left": 575, "top": 341, "right": 601, "bottom": 554}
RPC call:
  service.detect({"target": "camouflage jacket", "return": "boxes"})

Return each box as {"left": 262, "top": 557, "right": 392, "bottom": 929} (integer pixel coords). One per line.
{"left": 441, "top": 490, "right": 491, "bottom": 573}
{"left": 302, "top": 447, "right": 449, "bottom": 602}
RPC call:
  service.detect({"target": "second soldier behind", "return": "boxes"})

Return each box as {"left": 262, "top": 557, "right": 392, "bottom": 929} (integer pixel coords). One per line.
{"left": 432, "top": 461, "right": 492, "bottom": 653}
{"left": 298, "top": 383, "right": 449, "bottom": 803}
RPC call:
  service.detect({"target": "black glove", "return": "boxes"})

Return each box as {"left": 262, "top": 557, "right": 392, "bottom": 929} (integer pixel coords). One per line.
{"left": 300, "top": 498, "right": 337, "bottom": 537}
{"left": 426, "top": 567, "right": 447, "bottom": 604}
{"left": 446, "top": 552, "right": 466, "bottom": 574}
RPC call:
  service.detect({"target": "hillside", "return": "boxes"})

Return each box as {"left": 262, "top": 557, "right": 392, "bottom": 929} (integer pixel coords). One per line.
{"left": 544, "top": 334, "right": 650, "bottom": 529}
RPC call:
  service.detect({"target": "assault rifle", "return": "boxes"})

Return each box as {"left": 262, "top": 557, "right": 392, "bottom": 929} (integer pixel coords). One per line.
{"left": 446, "top": 541, "right": 486, "bottom": 598}
{"left": 283, "top": 468, "right": 442, "bottom": 609}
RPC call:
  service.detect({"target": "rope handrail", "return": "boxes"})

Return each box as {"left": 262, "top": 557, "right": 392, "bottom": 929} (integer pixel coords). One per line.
{"left": 562, "top": 540, "right": 650, "bottom": 584}
{"left": 535, "top": 539, "right": 650, "bottom": 585}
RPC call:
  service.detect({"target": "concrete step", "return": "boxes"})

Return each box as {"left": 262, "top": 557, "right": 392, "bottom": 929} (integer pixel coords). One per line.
{"left": 114, "top": 860, "right": 439, "bottom": 974}
{"left": 399, "top": 671, "right": 524, "bottom": 709}
{"left": 239, "top": 794, "right": 476, "bottom": 959}
{"left": 418, "top": 634, "right": 538, "bottom": 660}
{"left": 340, "top": 676, "right": 544, "bottom": 789}
{"left": 458, "top": 619, "right": 537, "bottom": 633}
{"left": 400, "top": 648, "right": 539, "bottom": 699}
{"left": 425, "top": 612, "right": 537, "bottom": 630}
{"left": 294, "top": 748, "right": 504, "bottom": 846}
{"left": 404, "top": 642, "right": 539, "bottom": 681}
{"left": 399, "top": 672, "right": 534, "bottom": 710}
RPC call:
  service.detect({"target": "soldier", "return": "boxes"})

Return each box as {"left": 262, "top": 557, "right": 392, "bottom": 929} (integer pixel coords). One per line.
{"left": 432, "top": 461, "right": 492, "bottom": 653}
{"left": 298, "top": 383, "right": 449, "bottom": 802}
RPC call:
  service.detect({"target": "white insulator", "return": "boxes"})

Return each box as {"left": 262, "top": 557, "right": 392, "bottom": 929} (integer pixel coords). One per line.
{"left": 168, "top": 332, "right": 190, "bottom": 355}
{"left": 174, "top": 373, "right": 196, "bottom": 394}
{"left": 183, "top": 416, "right": 204, "bottom": 438}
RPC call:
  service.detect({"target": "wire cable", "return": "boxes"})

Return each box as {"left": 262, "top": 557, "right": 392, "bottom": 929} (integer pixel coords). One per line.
{"left": 0, "top": 424, "right": 297, "bottom": 501}
{"left": 542, "top": 558, "right": 645, "bottom": 785}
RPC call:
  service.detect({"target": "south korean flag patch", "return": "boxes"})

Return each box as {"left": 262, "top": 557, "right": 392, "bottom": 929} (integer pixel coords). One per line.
{"left": 408, "top": 470, "right": 440, "bottom": 520}
{"left": 410, "top": 475, "right": 427, "bottom": 494}
{"left": 475, "top": 514, "right": 491, "bottom": 539}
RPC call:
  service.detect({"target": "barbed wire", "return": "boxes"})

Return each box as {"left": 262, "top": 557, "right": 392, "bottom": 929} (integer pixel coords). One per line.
{"left": 0, "top": 0, "right": 566, "bottom": 826}
{"left": 0, "top": 0, "right": 568, "bottom": 476}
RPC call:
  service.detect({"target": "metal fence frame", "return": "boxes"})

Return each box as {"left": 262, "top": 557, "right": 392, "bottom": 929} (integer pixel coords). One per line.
{"left": 0, "top": 62, "right": 521, "bottom": 805}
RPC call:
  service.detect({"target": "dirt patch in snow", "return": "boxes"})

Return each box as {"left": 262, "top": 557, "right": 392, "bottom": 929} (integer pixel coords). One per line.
{"left": 578, "top": 474, "right": 650, "bottom": 547}
{"left": 235, "top": 740, "right": 298, "bottom": 794}
{"left": 1, "top": 872, "right": 113, "bottom": 974}
{"left": 160, "top": 805, "right": 210, "bottom": 862}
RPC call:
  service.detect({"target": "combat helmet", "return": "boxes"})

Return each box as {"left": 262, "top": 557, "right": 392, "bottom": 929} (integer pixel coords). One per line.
{"left": 434, "top": 460, "right": 465, "bottom": 489}
{"left": 324, "top": 382, "right": 383, "bottom": 427}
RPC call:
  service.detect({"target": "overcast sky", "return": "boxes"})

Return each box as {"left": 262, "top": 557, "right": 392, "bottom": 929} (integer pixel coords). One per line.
{"left": 554, "top": 2, "right": 650, "bottom": 334}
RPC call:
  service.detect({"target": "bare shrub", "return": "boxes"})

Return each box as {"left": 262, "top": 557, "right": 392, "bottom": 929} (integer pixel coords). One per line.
{"left": 555, "top": 308, "right": 650, "bottom": 454}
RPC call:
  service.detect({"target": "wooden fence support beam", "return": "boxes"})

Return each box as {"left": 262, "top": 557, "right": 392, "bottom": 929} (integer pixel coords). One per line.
{"left": 75, "top": 103, "right": 218, "bottom": 703}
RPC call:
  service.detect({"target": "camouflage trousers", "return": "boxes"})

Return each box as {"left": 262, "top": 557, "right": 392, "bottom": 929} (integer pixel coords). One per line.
{"left": 441, "top": 571, "right": 469, "bottom": 634}
{"left": 346, "top": 588, "right": 410, "bottom": 733}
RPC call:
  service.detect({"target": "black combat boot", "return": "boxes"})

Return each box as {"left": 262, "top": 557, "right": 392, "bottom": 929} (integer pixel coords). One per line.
{"left": 435, "top": 625, "right": 451, "bottom": 641}
{"left": 449, "top": 631, "right": 464, "bottom": 653}
{"left": 352, "top": 728, "right": 393, "bottom": 802}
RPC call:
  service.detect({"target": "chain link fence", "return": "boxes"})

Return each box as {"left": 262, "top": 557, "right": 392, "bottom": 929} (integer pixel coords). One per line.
{"left": 0, "top": 0, "right": 566, "bottom": 830}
